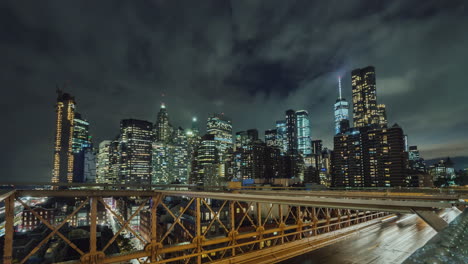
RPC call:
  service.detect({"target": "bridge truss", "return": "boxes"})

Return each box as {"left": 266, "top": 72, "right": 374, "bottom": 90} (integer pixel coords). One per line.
{"left": 2, "top": 189, "right": 392, "bottom": 264}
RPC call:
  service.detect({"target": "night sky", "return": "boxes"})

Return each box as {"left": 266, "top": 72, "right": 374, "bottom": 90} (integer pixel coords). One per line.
{"left": 1, "top": 1, "right": 467, "bottom": 183}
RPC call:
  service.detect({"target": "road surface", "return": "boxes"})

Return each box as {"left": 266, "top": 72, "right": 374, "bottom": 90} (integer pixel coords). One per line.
{"left": 283, "top": 209, "right": 460, "bottom": 264}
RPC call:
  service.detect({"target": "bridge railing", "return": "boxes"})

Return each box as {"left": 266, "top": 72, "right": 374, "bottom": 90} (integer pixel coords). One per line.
{"left": 1, "top": 188, "right": 389, "bottom": 264}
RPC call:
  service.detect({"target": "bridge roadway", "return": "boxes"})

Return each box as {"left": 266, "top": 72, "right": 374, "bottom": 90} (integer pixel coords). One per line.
{"left": 282, "top": 208, "right": 461, "bottom": 264}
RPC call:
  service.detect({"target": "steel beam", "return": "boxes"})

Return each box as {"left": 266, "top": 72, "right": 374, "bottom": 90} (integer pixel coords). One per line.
{"left": 412, "top": 209, "right": 448, "bottom": 232}
{"left": 3, "top": 195, "right": 14, "bottom": 264}
{"left": 160, "top": 191, "right": 453, "bottom": 213}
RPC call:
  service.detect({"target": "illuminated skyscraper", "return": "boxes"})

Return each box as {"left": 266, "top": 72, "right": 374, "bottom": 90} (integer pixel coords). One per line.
{"left": 285, "top": 109, "right": 298, "bottom": 154}
{"left": 377, "top": 104, "right": 388, "bottom": 127}
{"left": 191, "top": 134, "right": 219, "bottom": 185}
{"left": 296, "top": 110, "right": 312, "bottom": 156}
{"left": 275, "top": 120, "right": 288, "bottom": 154}
{"left": 72, "top": 113, "right": 92, "bottom": 183}
{"left": 96, "top": 140, "right": 112, "bottom": 184}
{"left": 408, "top": 146, "right": 426, "bottom": 172}
{"left": 235, "top": 129, "right": 258, "bottom": 150}
{"left": 207, "top": 113, "right": 233, "bottom": 158}
{"left": 332, "top": 125, "right": 408, "bottom": 187}
{"left": 154, "top": 103, "right": 173, "bottom": 142}
{"left": 119, "top": 119, "right": 153, "bottom": 185}
{"left": 52, "top": 89, "right": 76, "bottom": 186}
{"left": 152, "top": 142, "right": 171, "bottom": 184}
{"left": 351, "top": 66, "right": 380, "bottom": 128}
{"left": 264, "top": 129, "right": 277, "bottom": 147}
{"left": 334, "top": 76, "right": 350, "bottom": 134}
{"left": 72, "top": 113, "right": 92, "bottom": 153}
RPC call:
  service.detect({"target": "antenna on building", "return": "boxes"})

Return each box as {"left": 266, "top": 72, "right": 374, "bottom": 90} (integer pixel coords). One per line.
{"left": 338, "top": 76, "right": 342, "bottom": 99}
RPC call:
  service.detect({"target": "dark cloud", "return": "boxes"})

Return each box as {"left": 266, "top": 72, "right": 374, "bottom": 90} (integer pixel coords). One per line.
{"left": 1, "top": 0, "right": 467, "bottom": 182}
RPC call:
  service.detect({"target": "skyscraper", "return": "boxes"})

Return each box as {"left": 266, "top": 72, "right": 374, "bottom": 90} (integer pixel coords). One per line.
{"left": 377, "top": 104, "right": 388, "bottom": 127}
{"left": 154, "top": 103, "right": 173, "bottom": 142}
{"left": 296, "top": 110, "right": 312, "bottom": 156}
{"left": 332, "top": 125, "right": 408, "bottom": 187}
{"left": 96, "top": 140, "right": 112, "bottom": 184}
{"left": 52, "top": 89, "right": 76, "bottom": 186}
{"left": 72, "top": 113, "right": 92, "bottom": 153}
{"left": 351, "top": 66, "right": 380, "bottom": 128}
{"left": 264, "top": 129, "right": 277, "bottom": 147}
{"left": 72, "top": 113, "right": 92, "bottom": 183}
{"left": 207, "top": 113, "right": 233, "bottom": 157}
{"left": 334, "top": 76, "right": 350, "bottom": 135}
{"left": 235, "top": 129, "right": 258, "bottom": 150}
{"left": 285, "top": 109, "right": 297, "bottom": 154}
{"left": 408, "top": 146, "right": 426, "bottom": 172}
{"left": 119, "top": 119, "right": 153, "bottom": 185}
{"left": 275, "top": 120, "right": 288, "bottom": 154}
{"left": 191, "top": 134, "right": 219, "bottom": 185}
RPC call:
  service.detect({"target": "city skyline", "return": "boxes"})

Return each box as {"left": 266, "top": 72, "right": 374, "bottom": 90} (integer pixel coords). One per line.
{"left": 1, "top": 1, "right": 468, "bottom": 182}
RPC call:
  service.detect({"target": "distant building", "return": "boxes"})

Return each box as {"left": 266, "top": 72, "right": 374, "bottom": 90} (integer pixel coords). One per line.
{"left": 332, "top": 124, "right": 408, "bottom": 187}
{"left": 154, "top": 103, "right": 173, "bottom": 142}
{"left": 207, "top": 113, "right": 233, "bottom": 158}
{"left": 72, "top": 113, "right": 94, "bottom": 183}
{"left": 52, "top": 89, "right": 76, "bottom": 186}
{"left": 235, "top": 129, "right": 258, "bottom": 151}
{"left": 334, "top": 76, "right": 350, "bottom": 135}
{"left": 83, "top": 148, "right": 96, "bottom": 183}
{"left": 296, "top": 110, "right": 312, "bottom": 156}
{"left": 285, "top": 109, "right": 298, "bottom": 154}
{"left": 21, "top": 207, "right": 56, "bottom": 232}
{"left": 264, "top": 129, "right": 277, "bottom": 147}
{"left": 191, "top": 134, "right": 219, "bottom": 185}
{"left": 152, "top": 128, "right": 190, "bottom": 184}
{"left": 351, "top": 66, "right": 386, "bottom": 128}
{"left": 96, "top": 140, "right": 112, "bottom": 184}
{"left": 119, "top": 119, "right": 153, "bottom": 185}
{"left": 275, "top": 120, "right": 288, "bottom": 154}
{"left": 428, "top": 158, "right": 456, "bottom": 186}
{"left": 408, "top": 146, "right": 426, "bottom": 172}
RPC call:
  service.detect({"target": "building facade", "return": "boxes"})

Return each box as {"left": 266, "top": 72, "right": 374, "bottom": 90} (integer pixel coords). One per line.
{"left": 119, "top": 119, "right": 154, "bottom": 185}
{"left": 52, "top": 90, "right": 76, "bottom": 185}
{"left": 334, "top": 76, "right": 350, "bottom": 135}
{"left": 351, "top": 66, "right": 381, "bottom": 128}
{"left": 296, "top": 110, "right": 312, "bottom": 156}
{"left": 285, "top": 110, "right": 298, "bottom": 154}
{"left": 154, "top": 103, "right": 173, "bottom": 143}
{"left": 206, "top": 113, "right": 233, "bottom": 158}
{"left": 96, "top": 140, "right": 112, "bottom": 184}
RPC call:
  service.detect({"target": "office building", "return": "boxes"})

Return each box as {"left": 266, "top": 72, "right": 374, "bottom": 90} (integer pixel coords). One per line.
{"left": 334, "top": 76, "right": 350, "bottom": 135}
{"left": 119, "top": 119, "right": 153, "bottom": 185}
{"left": 351, "top": 66, "right": 381, "bottom": 128}
{"left": 52, "top": 89, "right": 76, "bottom": 185}
{"left": 207, "top": 113, "right": 233, "bottom": 157}
{"left": 285, "top": 109, "right": 297, "bottom": 154}
{"left": 72, "top": 113, "right": 92, "bottom": 183}
{"left": 296, "top": 110, "right": 312, "bottom": 156}
{"left": 408, "top": 146, "right": 426, "bottom": 172}
{"left": 332, "top": 125, "right": 408, "bottom": 187}
{"left": 235, "top": 129, "right": 258, "bottom": 150}
{"left": 265, "top": 129, "right": 277, "bottom": 147}
{"left": 96, "top": 140, "right": 112, "bottom": 184}
{"left": 429, "top": 158, "right": 456, "bottom": 185}
{"left": 276, "top": 121, "right": 288, "bottom": 154}
{"left": 154, "top": 103, "right": 173, "bottom": 142}
{"left": 191, "top": 134, "right": 219, "bottom": 185}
